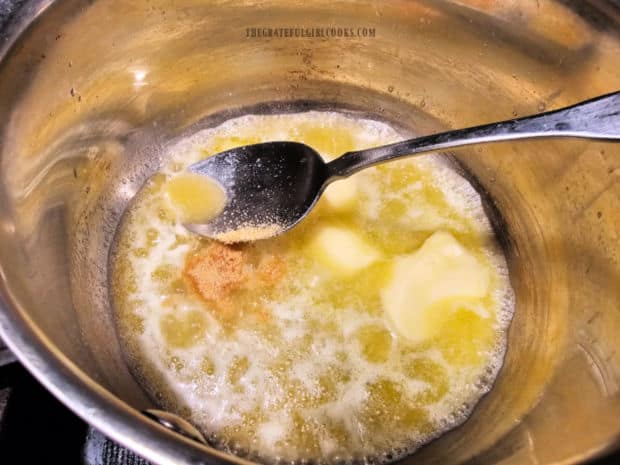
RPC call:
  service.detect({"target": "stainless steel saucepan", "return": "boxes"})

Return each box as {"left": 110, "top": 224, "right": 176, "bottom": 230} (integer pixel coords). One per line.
{"left": 0, "top": 1, "right": 619, "bottom": 464}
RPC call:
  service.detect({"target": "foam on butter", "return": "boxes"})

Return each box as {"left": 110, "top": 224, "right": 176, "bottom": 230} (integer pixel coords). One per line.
{"left": 111, "top": 111, "right": 515, "bottom": 465}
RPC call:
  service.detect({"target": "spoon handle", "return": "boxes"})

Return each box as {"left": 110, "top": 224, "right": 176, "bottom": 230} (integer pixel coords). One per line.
{"left": 326, "top": 91, "right": 620, "bottom": 180}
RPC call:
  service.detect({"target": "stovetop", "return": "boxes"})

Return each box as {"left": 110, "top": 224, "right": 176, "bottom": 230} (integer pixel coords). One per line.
{"left": 0, "top": 339, "right": 152, "bottom": 465}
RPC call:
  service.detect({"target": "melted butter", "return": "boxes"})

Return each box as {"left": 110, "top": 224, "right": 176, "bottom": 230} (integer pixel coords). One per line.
{"left": 111, "top": 112, "right": 514, "bottom": 464}
{"left": 165, "top": 172, "right": 226, "bottom": 223}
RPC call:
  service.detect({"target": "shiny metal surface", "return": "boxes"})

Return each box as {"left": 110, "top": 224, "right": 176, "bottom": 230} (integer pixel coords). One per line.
{"left": 0, "top": 1, "right": 618, "bottom": 465}
{"left": 191, "top": 92, "right": 620, "bottom": 240}
{"left": 143, "top": 409, "right": 209, "bottom": 446}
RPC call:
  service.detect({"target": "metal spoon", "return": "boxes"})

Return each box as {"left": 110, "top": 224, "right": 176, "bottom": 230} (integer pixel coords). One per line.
{"left": 186, "top": 91, "right": 620, "bottom": 241}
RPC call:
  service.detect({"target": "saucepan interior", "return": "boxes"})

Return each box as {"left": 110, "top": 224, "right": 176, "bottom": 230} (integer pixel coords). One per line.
{"left": 0, "top": 1, "right": 619, "bottom": 464}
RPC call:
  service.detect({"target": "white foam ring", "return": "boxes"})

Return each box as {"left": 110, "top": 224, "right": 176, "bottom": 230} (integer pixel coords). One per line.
{"left": 112, "top": 111, "right": 515, "bottom": 465}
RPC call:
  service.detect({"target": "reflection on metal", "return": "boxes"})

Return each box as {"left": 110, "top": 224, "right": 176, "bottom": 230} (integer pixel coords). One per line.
{"left": 143, "top": 409, "right": 209, "bottom": 446}
{"left": 0, "top": 338, "right": 17, "bottom": 367}
{"left": 133, "top": 69, "right": 148, "bottom": 87}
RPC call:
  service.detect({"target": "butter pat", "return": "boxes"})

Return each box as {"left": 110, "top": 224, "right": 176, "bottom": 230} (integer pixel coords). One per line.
{"left": 323, "top": 177, "right": 358, "bottom": 211}
{"left": 381, "top": 231, "right": 489, "bottom": 343}
{"left": 165, "top": 173, "right": 226, "bottom": 224}
{"left": 321, "top": 149, "right": 359, "bottom": 211}
{"left": 310, "top": 225, "right": 380, "bottom": 275}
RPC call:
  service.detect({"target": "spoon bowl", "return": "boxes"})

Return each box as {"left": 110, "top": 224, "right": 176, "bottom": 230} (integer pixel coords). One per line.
{"left": 186, "top": 141, "right": 328, "bottom": 240}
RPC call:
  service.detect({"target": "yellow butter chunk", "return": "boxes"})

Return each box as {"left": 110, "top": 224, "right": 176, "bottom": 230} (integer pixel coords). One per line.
{"left": 323, "top": 177, "right": 358, "bottom": 211}
{"left": 310, "top": 225, "right": 380, "bottom": 275}
{"left": 381, "top": 231, "right": 489, "bottom": 343}
{"left": 317, "top": 137, "right": 358, "bottom": 211}
{"left": 165, "top": 173, "right": 226, "bottom": 223}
